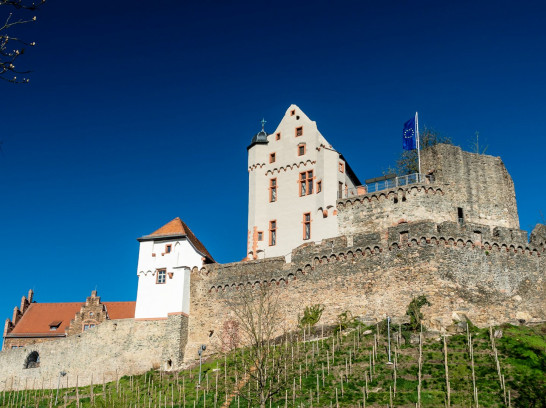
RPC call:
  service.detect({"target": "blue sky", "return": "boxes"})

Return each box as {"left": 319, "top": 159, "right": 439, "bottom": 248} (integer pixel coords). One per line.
{"left": 1, "top": 0, "right": 545, "bottom": 326}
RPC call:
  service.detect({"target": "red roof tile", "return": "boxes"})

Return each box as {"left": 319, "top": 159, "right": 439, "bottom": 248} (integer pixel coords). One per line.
{"left": 104, "top": 302, "right": 135, "bottom": 320}
{"left": 140, "top": 217, "right": 215, "bottom": 263}
{"left": 8, "top": 301, "right": 135, "bottom": 337}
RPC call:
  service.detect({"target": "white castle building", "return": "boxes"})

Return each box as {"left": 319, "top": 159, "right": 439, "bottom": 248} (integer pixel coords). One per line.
{"left": 134, "top": 217, "right": 214, "bottom": 319}
{"left": 247, "top": 104, "right": 361, "bottom": 260}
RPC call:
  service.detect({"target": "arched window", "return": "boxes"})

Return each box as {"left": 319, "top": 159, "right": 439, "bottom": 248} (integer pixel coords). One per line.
{"left": 24, "top": 351, "right": 40, "bottom": 369}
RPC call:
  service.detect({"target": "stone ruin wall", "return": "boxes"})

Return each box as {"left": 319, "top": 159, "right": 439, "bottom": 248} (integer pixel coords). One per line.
{"left": 0, "top": 315, "right": 188, "bottom": 390}
{"left": 184, "top": 220, "right": 545, "bottom": 364}
{"left": 421, "top": 144, "right": 520, "bottom": 229}
{"left": 338, "top": 145, "right": 521, "bottom": 237}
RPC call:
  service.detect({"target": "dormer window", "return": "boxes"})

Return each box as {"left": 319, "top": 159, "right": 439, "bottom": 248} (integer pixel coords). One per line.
{"left": 49, "top": 321, "right": 61, "bottom": 331}
{"left": 165, "top": 244, "right": 172, "bottom": 254}
{"left": 296, "top": 126, "right": 303, "bottom": 137}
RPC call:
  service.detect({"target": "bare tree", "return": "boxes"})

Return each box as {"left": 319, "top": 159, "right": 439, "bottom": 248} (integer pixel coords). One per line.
{"left": 1, "top": 0, "right": 44, "bottom": 83}
{"left": 226, "top": 280, "right": 289, "bottom": 408}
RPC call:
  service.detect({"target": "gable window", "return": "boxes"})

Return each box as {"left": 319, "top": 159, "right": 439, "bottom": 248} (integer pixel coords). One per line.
{"left": 303, "top": 213, "right": 311, "bottom": 240}
{"left": 298, "top": 144, "right": 305, "bottom": 156}
{"left": 276, "top": 132, "right": 281, "bottom": 141}
{"left": 165, "top": 244, "right": 172, "bottom": 254}
{"left": 299, "top": 170, "right": 314, "bottom": 196}
{"left": 156, "top": 269, "right": 166, "bottom": 284}
{"left": 317, "top": 180, "right": 322, "bottom": 193}
{"left": 269, "top": 220, "right": 277, "bottom": 246}
{"left": 269, "top": 153, "right": 276, "bottom": 163}
{"left": 257, "top": 231, "right": 263, "bottom": 241}
{"left": 269, "top": 178, "right": 277, "bottom": 202}
{"left": 339, "top": 162, "right": 345, "bottom": 173}
{"left": 290, "top": 109, "right": 295, "bottom": 116}
{"left": 295, "top": 126, "right": 303, "bottom": 137}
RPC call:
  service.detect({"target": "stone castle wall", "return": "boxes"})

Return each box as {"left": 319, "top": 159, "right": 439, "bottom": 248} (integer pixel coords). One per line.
{"left": 421, "top": 144, "right": 519, "bottom": 229}
{"left": 0, "top": 315, "right": 188, "bottom": 390}
{"left": 337, "top": 144, "right": 521, "bottom": 237}
{"left": 184, "top": 220, "right": 545, "bottom": 363}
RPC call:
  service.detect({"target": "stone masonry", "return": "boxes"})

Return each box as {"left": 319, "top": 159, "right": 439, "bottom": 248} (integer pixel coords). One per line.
{"left": 0, "top": 315, "right": 188, "bottom": 390}
{"left": 184, "top": 218, "right": 545, "bottom": 363}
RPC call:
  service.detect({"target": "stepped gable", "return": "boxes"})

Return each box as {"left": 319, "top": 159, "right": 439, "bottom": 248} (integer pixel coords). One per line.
{"left": 8, "top": 301, "right": 136, "bottom": 337}
{"left": 139, "top": 217, "right": 215, "bottom": 263}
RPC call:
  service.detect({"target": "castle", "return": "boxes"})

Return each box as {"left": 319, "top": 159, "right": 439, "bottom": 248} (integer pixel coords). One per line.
{"left": 0, "top": 105, "right": 544, "bottom": 389}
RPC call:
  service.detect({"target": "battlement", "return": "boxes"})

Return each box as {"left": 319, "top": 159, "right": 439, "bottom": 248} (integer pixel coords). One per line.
{"left": 194, "top": 220, "right": 544, "bottom": 294}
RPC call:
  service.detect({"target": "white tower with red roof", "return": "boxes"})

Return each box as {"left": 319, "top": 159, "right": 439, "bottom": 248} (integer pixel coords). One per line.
{"left": 134, "top": 218, "right": 214, "bottom": 320}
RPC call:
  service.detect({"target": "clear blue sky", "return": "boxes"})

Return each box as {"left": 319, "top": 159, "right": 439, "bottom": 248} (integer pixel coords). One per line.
{"left": 1, "top": 1, "right": 545, "bottom": 323}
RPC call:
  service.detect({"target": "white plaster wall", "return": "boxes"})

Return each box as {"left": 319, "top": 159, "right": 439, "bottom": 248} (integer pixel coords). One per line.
{"left": 135, "top": 238, "right": 202, "bottom": 319}
{"left": 247, "top": 105, "right": 359, "bottom": 259}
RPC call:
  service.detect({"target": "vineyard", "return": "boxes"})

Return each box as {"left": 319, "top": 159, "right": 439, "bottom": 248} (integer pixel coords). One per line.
{"left": 1, "top": 321, "right": 544, "bottom": 407}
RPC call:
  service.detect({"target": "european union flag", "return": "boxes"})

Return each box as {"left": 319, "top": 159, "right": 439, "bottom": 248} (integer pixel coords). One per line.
{"left": 402, "top": 116, "right": 417, "bottom": 150}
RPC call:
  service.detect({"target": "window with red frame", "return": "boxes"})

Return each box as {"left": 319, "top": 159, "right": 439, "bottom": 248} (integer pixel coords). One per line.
{"left": 269, "top": 178, "right": 277, "bottom": 202}
{"left": 303, "top": 213, "right": 311, "bottom": 240}
{"left": 299, "top": 170, "right": 314, "bottom": 196}
{"left": 269, "top": 221, "right": 277, "bottom": 246}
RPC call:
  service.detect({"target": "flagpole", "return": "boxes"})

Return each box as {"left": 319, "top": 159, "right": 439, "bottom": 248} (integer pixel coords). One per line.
{"left": 416, "top": 111, "right": 421, "bottom": 180}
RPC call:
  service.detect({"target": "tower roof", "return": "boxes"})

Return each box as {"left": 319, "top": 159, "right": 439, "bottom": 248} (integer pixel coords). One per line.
{"left": 138, "top": 217, "right": 215, "bottom": 263}
{"left": 247, "top": 118, "right": 269, "bottom": 149}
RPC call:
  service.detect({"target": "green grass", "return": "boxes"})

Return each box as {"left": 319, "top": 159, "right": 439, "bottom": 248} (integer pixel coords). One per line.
{"left": 0, "top": 323, "right": 544, "bottom": 407}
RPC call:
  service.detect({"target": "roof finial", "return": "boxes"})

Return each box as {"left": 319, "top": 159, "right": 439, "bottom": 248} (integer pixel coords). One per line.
{"left": 260, "top": 118, "right": 267, "bottom": 132}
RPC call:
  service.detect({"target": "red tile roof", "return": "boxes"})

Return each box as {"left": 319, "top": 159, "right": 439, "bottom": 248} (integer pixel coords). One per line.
{"left": 7, "top": 301, "right": 135, "bottom": 337}
{"left": 140, "top": 217, "right": 215, "bottom": 263}
{"left": 104, "top": 302, "right": 136, "bottom": 320}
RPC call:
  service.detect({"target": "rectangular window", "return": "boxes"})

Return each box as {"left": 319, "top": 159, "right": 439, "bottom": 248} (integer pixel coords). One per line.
{"left": 156, "top": 269, "right": 166, "bottom": 284}
{"left": 269, "top": 153, "right": 276, "bottom": 163}
{"left": 276, "top": 132, "right": 281, "bottom": 140}
{"left": 317, "top": 180, "right": 322, "bottom": 193}
{"left": 258, "top": 231, "right": 263, "bottom": 241}
{"left": 83, "top": 324, "right": 89, "bottom": 331}
{"left": 339, "top": 162, "right": 345, "bottom": 173}
{"left": 458, "top": 207, "right": 464, "bottom": 224}
{"left": 303, "top": 213, "right": 311, "bottom": 240}
{"left": 338, "top": 181, "right": 343, "bottom": 198}
{"left": 269, "top": 220, "right": 277, "bottom": 246}
{"left": 269, "top": 178, "right": 277, "bottom": 202}
{"left": 295, "top": 126, "right": 303, "bottom": 137}
{"left": 299, "top": 170, "right": 314, "bottom": 196}
{"left": 298, "top": 144, "right": 305, "bottom": 156}
{"left": 165, "top": 244, "right": 172, "bottom": 254}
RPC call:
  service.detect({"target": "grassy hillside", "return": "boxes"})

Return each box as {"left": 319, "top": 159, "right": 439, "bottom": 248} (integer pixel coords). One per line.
{"left": 1, "top": 323, "right": 544, "bottom": 407}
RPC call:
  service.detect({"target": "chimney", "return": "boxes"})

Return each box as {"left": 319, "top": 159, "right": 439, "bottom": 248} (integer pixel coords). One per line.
{"left": 27, "top": 289, "right": 34, "bottom": 303}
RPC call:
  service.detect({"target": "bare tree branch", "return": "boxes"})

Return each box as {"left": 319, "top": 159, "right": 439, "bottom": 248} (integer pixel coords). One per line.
{"left": 0, "top": 0, "right": 44, "bottom": 83}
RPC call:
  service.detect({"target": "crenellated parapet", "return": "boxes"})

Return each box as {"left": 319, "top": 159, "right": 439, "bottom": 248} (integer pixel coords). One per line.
{"left": 192, "top": 220, "right": 544, "bottom": 296}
